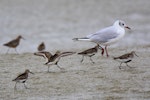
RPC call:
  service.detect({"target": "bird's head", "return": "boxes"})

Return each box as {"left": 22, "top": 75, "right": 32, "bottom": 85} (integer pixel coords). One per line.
{"left": 18, "top": 35, "right": 25, "bottom": 40}
{"left": 114, "top": 20, "right": 131, "bottom": 30}
{"left": 25, "top": 69, "right": 34, "bottom": 74}
{"left": 131, "top": 51, "right": 138, "bottom": 57}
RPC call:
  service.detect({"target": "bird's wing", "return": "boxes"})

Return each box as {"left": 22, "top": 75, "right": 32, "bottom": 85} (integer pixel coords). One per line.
{"left": 87, "top": 26, "right": 118, "bottom": 43}
{"left": 4, "top": 39, "right": 17, "bottom": 46}
{"left": 13, "top": 73, "right": 27, "bottom": 81}
{"left": 44, "top": 52, "right": 52, "bottom": 60}
{"left": 34, "top": 51, "right": 52, "bottom": 59}
{"left": 114, "top": 53, "right": 130, "bottom": 59}
{"left": 78, "top": 48, "right": 95, "bottom": 54}
{"left": 38, "top": 43, "right": 45, "bottom": 51}
{"left": 59, "top": 52, "right": 76, "bottom": 57}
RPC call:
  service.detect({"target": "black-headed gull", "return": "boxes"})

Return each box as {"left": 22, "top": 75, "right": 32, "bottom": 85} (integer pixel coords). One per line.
{"left": 73, "top": 20, "right": 131, "bottom": 57}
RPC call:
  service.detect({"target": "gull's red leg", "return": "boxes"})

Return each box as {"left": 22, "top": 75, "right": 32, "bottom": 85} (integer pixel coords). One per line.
{"left": 101, "top": 48, "right": 104, "bottom": 56}
{"left": 105, "top": 46, "right": 109, "bottom": 57}
{"left": 98, "top": 45, "right": 104, "bottom": 56}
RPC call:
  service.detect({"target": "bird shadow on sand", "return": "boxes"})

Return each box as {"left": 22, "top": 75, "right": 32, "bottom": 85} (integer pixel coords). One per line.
{"left": 12, "top": 84, "right": 33, "bottom": 93}
{"left": 34, "top": 69, "right": 67, "bottom": 74}
{"left": 46, "top": 70, "right": 67, "bottom": 74}
{"left": 117, "top": 65, "right": 136, "bottom": 71}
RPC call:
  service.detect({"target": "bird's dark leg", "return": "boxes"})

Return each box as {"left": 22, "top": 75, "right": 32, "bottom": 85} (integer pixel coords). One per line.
{"left": 24, "top": 83, "right": 28, "bottom": 89}
{"left": 126, "top": 63, "right": 132, "bottom": 68}
{"left": 125, "top": 60, "right": 132, "bottom": 68}
{"left": 105, "top": 46, "right": 109, "bottom": 57}
{"left": 47, "top": 66, "right": 50, "bottom": 72}
{"left": 14, "top": 82, "right": 17, "bottom": 89}
{"left": 89, "top": 54, "right": 95, "bottom": 64}
{"left": 101, "top": 48, "right": 104, "bottom": 56}
{"left": 119, "top": 62, "right": 123, "bottom": 69}
{"left": 45, "top": 63, "right": 54, "bottom": 72}
{"left": 55, "top": 61, "right": 65, "bottom": 70}
{"left": 80, "top": 56, "right": 84, "bottom": 63}
{"left": 6, "top": 48, "right": 10, "bottom": 54}
{"left": 98, "top": 45, "right": 104, "bottom": 56}
{"left": 126, "top": 63, "right": 130, "bottom": 67}
{"left": 15, "top": 48, "right": 19, "bottom": 54}
{"left": 89, "top": 57, "right": 95, "bottom": 64}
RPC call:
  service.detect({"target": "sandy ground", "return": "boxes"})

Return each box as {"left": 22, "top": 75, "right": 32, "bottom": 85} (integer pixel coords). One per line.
{"left": 0, "top": 46, "right": 150, "bottom": 100}
{"left": 0, "top": 0, "right": 150, "bottom": 99}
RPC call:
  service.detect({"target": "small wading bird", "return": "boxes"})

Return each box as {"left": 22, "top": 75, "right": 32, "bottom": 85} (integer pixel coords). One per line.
{"left": 113, "top": 51, "right": 138, "bottom": 69}
{"left": 12, "top": 69, "right": 34, "bottom": 89}
{"left": 78, "top": 44, "right": 101, "bottom": 64}
{"left": 37, "top": 42, "right": 45, "bottom": 51}
{"left": 3, "top": 35, "right": 24, "bottom": 54}
{"left": 34, "top": 51, "right": 76, "bottom": 72}
{"left": 73, "top": 20, "right": 131, "bottom": 57}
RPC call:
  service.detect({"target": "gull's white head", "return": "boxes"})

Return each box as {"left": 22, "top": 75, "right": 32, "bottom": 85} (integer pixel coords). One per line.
{"left": 114, "top": 20, "right": 131, "bottom": 30}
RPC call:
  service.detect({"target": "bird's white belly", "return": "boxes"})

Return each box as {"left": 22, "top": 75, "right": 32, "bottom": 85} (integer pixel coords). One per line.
{"left": 102, "top": 32, "right": 125, "bottom": 46}
{"left": 16, "top": 79, "right": 27, "bottom": 83}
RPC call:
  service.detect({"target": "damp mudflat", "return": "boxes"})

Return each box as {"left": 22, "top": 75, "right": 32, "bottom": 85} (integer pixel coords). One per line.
{"left": 0, "top": 47, "right": 150, "bottom": 100}
{"left": 0, "top": 0, "right": 150, "bottom": 100}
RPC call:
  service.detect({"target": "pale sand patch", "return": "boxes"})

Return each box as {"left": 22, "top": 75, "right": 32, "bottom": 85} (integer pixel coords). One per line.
{"left": 0, "top": 47, "right": 150, "bottom": 100}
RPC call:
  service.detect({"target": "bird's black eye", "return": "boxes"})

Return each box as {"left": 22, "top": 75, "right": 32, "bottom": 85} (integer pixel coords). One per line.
{"left": 122, "top": 23, "right": 124, "bottom": 26}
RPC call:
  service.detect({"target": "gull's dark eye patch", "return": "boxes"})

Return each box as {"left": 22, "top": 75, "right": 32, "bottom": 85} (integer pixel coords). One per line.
{"left": 119, "top": 21, "right": 125, "bottom": 27}
{"left": 119, "top": 22, "right": 121, "bottom": 26}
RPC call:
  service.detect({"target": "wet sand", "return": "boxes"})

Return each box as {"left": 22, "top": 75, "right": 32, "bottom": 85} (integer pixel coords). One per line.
{"left": 0, "top": 46, "right": 150, "bottom": 100}
{"left": 0, "top": 0, "right": 150, "bottom": 99}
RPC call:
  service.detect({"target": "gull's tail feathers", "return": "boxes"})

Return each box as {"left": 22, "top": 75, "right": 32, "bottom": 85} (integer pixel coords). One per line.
{"left": 72, "top": 37, "right": 90, "bottom": 41}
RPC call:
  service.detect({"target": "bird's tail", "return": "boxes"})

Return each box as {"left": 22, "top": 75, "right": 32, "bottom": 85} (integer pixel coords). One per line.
{"left": 111, "top": 56, "right": 118, "bottom": 60}
{"left": 3, "top": 43, "right": 7, "bottom": 46}
{"left": 72, "top": 37, "right": 90, "bottom": 41}
{"left": 44, "top": 61, "right": 49, "bottom": 65}
{"left": 113, "top": 57, "right": 117, "bottom": 60}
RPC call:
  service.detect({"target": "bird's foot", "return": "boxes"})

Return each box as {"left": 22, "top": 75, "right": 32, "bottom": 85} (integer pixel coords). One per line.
{"left": 101, "top": 48, "right": 104, "bottom": 56}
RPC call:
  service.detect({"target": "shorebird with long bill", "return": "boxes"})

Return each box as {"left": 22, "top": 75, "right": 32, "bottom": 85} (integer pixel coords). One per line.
{"left": 34, "top": 51, "right": 76, "bottom": 72}
{"left": 3, "top": 35, "right": 24, "bottom": 54}
{"left": 73, "top": 20, "right": 131, "bottom": 57}
{"left": 113, "top": 51, "right": 138, "bottom": 69}
{"left": 12, "top": 69, "right": 34, "bottom": 89}
{"left": 78, "top": 44, "right": 101, "bottom": 64}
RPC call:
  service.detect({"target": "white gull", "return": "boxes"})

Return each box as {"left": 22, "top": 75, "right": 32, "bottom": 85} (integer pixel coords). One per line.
{"left": 73, "top": 20, "right": 131, "bottom": 57}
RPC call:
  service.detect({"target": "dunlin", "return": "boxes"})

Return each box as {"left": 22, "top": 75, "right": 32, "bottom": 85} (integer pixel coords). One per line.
{"left": 34, "top": 51, "right": 57, "bottom": 72}
{"left": 113, "top": 51, "right": 138, "bottom": 69}
{"left": 3, "top": 35, "right": 24, "bottom": 54}
{"left": 38, "top": 42, "right": 45, "bottom": 51}
{"left": 45, "top": 51, "right": 76, "bottom": 72}
{"left": 34, "top": 51, "right": 75, "bottom": 72}
{"left": 78, "top": 44, "right": 100, "bottom": 63}
{"left": 12, "top": 69, "right": 34, "bottom": 89}
{"left": 73, "top": 20, "right": 130, "bottom": 57}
